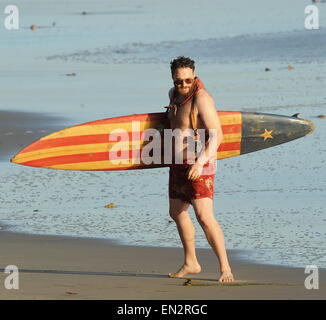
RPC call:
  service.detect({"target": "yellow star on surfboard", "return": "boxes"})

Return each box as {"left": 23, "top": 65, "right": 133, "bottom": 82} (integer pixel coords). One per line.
{"left": 260, "top": 129, "right": 273, "bottom": 141}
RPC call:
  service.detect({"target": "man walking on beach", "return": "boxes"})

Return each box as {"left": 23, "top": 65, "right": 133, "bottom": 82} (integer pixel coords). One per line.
{"left": 165, "top": 56, "right": 234, "bottom": 282}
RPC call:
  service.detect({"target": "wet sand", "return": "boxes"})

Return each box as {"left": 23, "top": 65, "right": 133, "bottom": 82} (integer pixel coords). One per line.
{"left": 0, "top": 230, "right": 325, "bottom": 300}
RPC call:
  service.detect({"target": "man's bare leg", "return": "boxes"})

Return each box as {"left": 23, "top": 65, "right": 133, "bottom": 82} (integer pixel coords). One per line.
{"left": 192, "top": 197, "right": 234, "bottom": 283}
{"left": 168, "top": 198, "right": 201, "bottom": 278}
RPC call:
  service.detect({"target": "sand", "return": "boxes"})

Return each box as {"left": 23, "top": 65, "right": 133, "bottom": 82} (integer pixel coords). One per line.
{"left": 0, "top": 230, "right": 325, "bottom": 300}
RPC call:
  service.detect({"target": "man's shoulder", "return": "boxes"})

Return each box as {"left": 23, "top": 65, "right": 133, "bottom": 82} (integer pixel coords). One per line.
{"left": 195, "top": 88, "right": 215, "bottom": 106}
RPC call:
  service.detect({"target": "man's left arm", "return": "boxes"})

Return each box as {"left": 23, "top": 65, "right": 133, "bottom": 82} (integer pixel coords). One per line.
{"left": 187, "top": 92, "right": 223, "bottom": 180}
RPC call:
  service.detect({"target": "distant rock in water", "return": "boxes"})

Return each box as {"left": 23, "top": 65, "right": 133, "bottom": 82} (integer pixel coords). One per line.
{"left": 265, "top": 68, "right": 271, "bottom": 72}
{"left": 30, "top": 25, "right": 39, "bottom": 30}
{"left": 105, "top": 203, "right": 116, "bottom": 208}
{"left": 317, "top": 115, "right": 326, "bottom": 119}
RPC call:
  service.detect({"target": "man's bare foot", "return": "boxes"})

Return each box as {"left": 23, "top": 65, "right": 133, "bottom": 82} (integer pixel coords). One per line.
{"left": 218, "top": 270, "right": 234, "bottom": 283}
{"left": 168, "top": 263, "right": 201, "bottom": 278}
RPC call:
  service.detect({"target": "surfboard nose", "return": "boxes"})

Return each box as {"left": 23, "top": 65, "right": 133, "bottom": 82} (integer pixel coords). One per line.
{"left": 302, "top": 118, "right": 315, "bottom": 136}
{"left": 240, "top": 112, "right": 316, "bottom": 156}
{"left": 10, "top": 153, "right": 19, "bottom": 164}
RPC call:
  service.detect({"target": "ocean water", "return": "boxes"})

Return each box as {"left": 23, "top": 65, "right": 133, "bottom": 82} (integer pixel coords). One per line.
{"left": 0, "top": 0, "right": 325, "bottom": 269}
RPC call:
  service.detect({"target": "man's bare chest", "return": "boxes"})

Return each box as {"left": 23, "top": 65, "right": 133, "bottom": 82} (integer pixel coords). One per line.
{"left": 168, "top": 102, "right": 194, "bottom": 130}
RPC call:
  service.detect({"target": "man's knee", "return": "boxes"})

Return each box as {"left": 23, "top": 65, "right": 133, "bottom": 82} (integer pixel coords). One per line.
{"left": 169, "top": 199, "right": 190, "bottom": 220}
{"left": 169, "top": 209, "right": 181, "bottom": 220}
{"left": 192, "top": 198, "right": 214, "bottom": 228}
{"left": 195, "top": 211, "right": 214, "bottom": 229}
{"left": 169, "top": 209, "right": 188, "bottom": 221}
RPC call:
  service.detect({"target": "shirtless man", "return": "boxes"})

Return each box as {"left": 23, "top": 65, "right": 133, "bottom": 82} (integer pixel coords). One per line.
{"left": 166, "top": 56, "right": 234, "bottom": 283}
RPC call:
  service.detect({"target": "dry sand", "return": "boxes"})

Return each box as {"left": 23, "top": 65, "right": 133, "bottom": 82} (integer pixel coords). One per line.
{"left": 0, "top": 230, "right": 324, "bottom": 300}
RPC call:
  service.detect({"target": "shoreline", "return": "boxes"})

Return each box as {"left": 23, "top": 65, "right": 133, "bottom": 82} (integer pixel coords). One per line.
{"left": 1, "top": 223, "right": 324, "bottom": 272}
{"left": 0, "top": 230, "right": 325, "bottom": 300}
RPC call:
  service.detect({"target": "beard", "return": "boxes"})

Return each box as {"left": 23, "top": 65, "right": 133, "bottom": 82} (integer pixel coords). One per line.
{"left": 175, "top": 81, "right": 196, "bottom": 98}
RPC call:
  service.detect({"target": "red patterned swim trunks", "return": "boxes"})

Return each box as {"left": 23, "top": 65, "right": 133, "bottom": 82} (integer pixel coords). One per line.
{"left": 169, "top": 163, "right": 215, "bottom": 203}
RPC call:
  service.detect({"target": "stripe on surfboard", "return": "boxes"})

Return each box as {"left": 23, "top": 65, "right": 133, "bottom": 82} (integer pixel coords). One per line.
{"left": 13, "top": 134, "right": 241, "bottom": 163}
{"left": 38, "top": 113, "right": 241, "bottom": 140}
{"left": 74, "top": 111, "right": 241, "bottom": 126}
{"left": 74, "top": 113, "right": 164, "bottom": 126}
{"left": 45, "top": 150, "right": 241, "bottom": 170}
{"left": 15, "top": 141, "right": 241, "bottom": 167}
{"left": 18, "top": 123, "right": 242, "bottom": 155}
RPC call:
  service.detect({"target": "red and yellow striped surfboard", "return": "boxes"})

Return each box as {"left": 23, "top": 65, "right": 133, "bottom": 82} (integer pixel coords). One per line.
{"left": 10, "top": 111, "right": 314, "bottom": 171}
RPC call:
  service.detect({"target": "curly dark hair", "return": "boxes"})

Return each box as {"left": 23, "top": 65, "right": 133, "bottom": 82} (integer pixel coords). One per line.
{"left": 170, "top": 56, "right": 195, "bottom": 75}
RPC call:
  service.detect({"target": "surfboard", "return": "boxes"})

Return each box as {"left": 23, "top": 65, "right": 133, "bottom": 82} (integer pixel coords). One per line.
{"left": 10, "top": 111, "right": 315, "bottom": 171}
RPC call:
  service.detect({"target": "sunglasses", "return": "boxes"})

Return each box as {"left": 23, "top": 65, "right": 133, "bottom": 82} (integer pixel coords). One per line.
{"left": 173, "top": 78, "right": 194, "bottom": 86}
